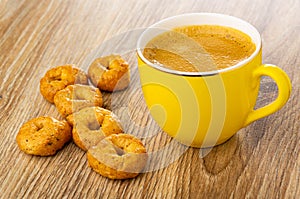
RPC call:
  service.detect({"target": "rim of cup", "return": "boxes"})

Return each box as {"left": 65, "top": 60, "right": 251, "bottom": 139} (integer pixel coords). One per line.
{"left": 136, "top": 12, "right": 262, "bottom": 76}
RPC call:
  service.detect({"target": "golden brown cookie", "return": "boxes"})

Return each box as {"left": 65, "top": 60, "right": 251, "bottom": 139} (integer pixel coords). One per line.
{"left": 67, "top": 107, "right": 123, "bottom": 151}
{"left": 87, "top": 134, "right": 147, "bottom": 179}
{"left": 40, "top": 65, "right": 88, "bottom": 103}
{"left": 88, "top": 55, "right": 130, "bottom": 92}
{"left": 16, "top": 116, "right": 72, "bottom": 156}
{"left": 54, "top": 84, "right": 103, "bottom": 117}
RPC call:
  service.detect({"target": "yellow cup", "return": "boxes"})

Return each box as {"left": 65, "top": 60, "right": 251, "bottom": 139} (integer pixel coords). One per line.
{"left": 136, "top": 13, "right": 291, "bottom": 148}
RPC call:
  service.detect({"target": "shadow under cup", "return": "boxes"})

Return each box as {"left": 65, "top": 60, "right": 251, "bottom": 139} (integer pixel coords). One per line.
{"left": 136, "top": 13, "right": 291, "bottom": 148}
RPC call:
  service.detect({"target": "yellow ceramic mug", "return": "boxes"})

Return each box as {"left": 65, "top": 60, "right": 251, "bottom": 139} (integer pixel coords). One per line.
{"left": 136, "top": 13, "right": 291, "bottom": 148}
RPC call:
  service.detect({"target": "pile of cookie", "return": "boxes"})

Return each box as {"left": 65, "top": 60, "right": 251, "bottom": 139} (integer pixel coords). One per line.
{"left": 16, "top": 55, "right": 148, "bottom": 179}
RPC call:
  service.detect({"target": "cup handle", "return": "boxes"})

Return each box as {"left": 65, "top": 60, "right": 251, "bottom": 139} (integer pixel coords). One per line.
{"left": 244, "top": 64, "right": 292, "bottom": 126}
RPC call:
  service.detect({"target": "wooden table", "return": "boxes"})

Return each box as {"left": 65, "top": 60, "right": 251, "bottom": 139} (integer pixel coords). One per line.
{"left": 1, "top": 0, "right": 299, "bottom": 198}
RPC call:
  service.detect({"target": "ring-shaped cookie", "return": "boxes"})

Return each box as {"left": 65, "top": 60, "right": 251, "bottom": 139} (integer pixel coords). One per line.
{"left": 54, "top": 84, "right": 103, "bottom": 117}
{"left": 87, "top": 134, "right": 147, "bottom": 179}
{"left": 88, "top": 55, "right": 130, "bottom": 92}
{"left": 66, "top": 106, "right": 123, "bottom": 151}
{"left": 16, "top": 116, "right": 72, "bottom": 156}
{"left": 40, "top": 65, "right": 88, "bottom": 103}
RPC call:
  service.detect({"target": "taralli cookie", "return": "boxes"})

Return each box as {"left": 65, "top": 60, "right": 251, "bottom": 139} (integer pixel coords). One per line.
{"left": 40, "top": 65, "right": 88, "bottom": 103}
{"left": 16, "top": 116, "right": 71, "bottom": 156}
{"left": 54, "top": 84, "right": 103, "bottom": 117}
{"left": 67, "top": 107, "right": 123, "bottom": 151}
{"left": 88, "top": 55, "right": 130, "bottom": 92}
{"left": 87, "top": 134, "right": 147, "bottom": 179}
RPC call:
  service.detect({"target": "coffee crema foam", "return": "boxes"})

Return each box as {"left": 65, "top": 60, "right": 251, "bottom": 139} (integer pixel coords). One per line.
{"left": 143, "top": 25, "right": 256, "bottom": 72}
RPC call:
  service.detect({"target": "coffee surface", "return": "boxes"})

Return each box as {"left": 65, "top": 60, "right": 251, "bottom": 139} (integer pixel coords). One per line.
{"left": 143, "top": 25, "right": 256, "bottom": 72}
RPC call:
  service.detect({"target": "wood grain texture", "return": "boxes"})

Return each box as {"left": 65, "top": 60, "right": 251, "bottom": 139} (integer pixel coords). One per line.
{"left": 0, "top": 0, "right": 299, "bottom": 198}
